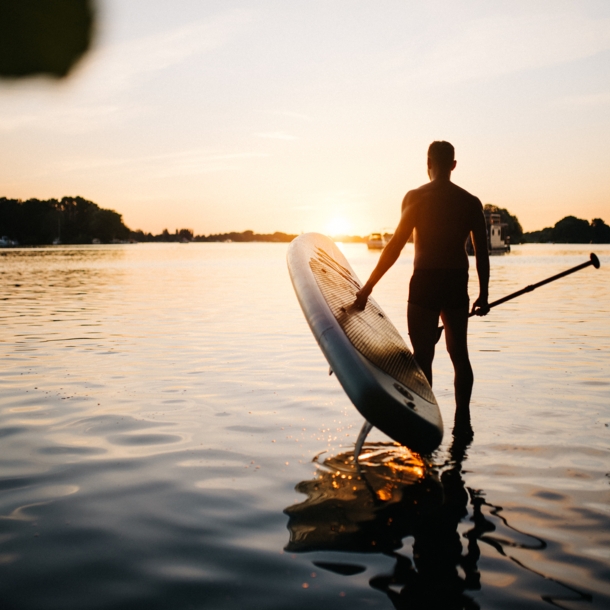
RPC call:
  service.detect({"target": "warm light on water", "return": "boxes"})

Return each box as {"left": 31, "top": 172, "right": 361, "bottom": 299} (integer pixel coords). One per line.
{"left": 0, "top": 242, "right": 608, "bottom": 609}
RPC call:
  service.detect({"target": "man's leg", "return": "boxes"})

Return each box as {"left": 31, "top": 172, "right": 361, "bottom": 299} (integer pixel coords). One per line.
{"left": 440, "top": 306, "right": 473, "bottom": 415}
{"left": 407, "top": 302, "right": 440, "bottom": 386}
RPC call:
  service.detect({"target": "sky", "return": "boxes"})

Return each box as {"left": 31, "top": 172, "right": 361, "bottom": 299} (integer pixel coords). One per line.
{"left": 1, "top": 0, "right": 609, "bottom": 236}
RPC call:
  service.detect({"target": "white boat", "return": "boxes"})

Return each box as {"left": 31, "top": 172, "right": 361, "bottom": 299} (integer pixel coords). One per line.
{"left": 487, "top": 212, "right": 510, "bottom": 253}
{"left": 466, "top": 211, "right": 510, "bottom": 255}
{"left": 367, "top": 233, "right": 387, "bottom": 250}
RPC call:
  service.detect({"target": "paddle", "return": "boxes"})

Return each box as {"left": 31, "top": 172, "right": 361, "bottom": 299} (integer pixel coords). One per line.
{"left": 436, "top": 252, "right": 601, "bottom": 342}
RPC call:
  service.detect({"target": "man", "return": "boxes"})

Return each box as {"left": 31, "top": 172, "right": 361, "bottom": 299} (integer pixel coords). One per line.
{"left": 354, "top": 141, "right": 490, "bottom": 418}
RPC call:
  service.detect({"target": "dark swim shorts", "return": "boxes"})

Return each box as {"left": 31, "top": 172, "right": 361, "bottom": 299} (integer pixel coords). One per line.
{"left": 408, "top": 268, "right": 469, "bottom": 311}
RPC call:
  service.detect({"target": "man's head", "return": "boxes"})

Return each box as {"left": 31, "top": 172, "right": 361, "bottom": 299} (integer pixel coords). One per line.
{"left": 427, "top": 141, "right": 456, "bottom": 179}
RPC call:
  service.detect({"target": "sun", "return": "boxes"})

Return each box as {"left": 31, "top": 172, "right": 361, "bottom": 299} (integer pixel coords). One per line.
{"left": 326, "top": 217, "right": 351, "bottom": 237}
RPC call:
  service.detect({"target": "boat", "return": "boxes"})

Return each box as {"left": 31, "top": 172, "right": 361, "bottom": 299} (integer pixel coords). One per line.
{"left": 486, "top": 211, "right": 510, "bottom": 253}
{"left": 466, "top": 211, "right": 510, "bottom": 255}
{"left": 367, "top": 232, "right": 387, "bottom": 250}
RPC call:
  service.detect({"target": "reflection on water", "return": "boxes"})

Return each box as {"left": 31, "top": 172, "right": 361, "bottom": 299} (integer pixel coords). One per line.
{"left": 286, "top": 419, "right": 595, "bottom": 609}
{"left": 286, "top": 444, "right": 441, "bottom": 555}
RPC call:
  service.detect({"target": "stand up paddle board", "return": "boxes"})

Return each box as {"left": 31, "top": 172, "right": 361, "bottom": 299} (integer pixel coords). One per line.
{"left": 287, "top": 233, "right": 443, "bottom": 454}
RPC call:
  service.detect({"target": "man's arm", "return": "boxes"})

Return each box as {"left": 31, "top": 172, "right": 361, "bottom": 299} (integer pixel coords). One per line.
{"left": 353, "top": 194, "right": 416, "bottom": 310}
{"left": 470, "top": 201, "right": 490, "bottom": 315}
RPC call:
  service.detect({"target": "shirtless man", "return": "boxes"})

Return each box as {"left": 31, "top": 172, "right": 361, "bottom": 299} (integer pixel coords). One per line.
{"left": 354, "top": 141, "right": 490, "bottom": 418}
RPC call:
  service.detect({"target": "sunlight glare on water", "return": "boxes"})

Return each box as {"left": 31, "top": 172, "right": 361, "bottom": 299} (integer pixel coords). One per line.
{"left": 0, "top": 242, "right": 609, "bottom": 609}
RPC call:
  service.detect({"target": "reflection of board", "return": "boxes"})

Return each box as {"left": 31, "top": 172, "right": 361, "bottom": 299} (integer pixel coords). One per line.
{"left": 287, "top": 233, "right": 443, "bottom": 454}
{"left": 284, "top": 444, "right": 442, "bottom": 553}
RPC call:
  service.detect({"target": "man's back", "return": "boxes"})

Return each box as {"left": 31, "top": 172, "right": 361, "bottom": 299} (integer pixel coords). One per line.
{"left": 403, "top": 180, "right": 483, "bottom": 270}
{"left": 353, "top": 140, "right": 490, "bottom": 418}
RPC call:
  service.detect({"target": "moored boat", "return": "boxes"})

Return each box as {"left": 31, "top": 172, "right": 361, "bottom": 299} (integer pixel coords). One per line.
{"left": 367, "top": 232, "right": 387, "bottom": 250}
{"left": 467, "top": 211, "right": 510, "bottom": 255}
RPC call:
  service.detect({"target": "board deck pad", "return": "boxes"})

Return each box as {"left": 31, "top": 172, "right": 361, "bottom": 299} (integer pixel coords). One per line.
{"left": 310, "top": 247, "right": 435, "bottom": 404}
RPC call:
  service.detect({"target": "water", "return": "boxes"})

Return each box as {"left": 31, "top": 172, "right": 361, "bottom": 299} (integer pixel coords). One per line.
{"left": 0, "top": 242, "right": 608, "bottom": 609}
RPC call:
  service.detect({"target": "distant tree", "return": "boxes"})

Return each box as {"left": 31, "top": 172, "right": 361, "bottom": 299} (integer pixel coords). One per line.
{"left": 590, "top": 218, "right": 610, "bottom": 244}
{"left": 522, "top": 227, "right": 553, "bottom": 243}
{"left": 177, "top": 228, "right": 194, "bottom": 241}
{"left": 0, "top": 197, "right": 57, "bottom": 244}
{"left": 22, "top": 198, "right": 59, "bottom": 243}
{"left": 129, "top": 229, "right": 154, "bottom": 242}
{"left": 192, "top": 229, "right": 298, "bottom": 243}
{"left": 483, "top": 204, "right": 524, "bottom": 244}
{"left": 0, "top": 195, "right": 131, "bottom": 244}
{"left": 551, "top": 216, "right": 591, "bottom": 243}
{"left": 57, "top": 196, "right": 129, "bottom": 243}
{"left": 91, "top": 208, "right": 130, "bottom": 243}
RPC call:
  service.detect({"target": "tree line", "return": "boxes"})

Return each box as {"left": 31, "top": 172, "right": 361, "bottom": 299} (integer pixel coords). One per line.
{"left": 476, "top": 204, "right": 609, "bottom": 244}
{"left": 0, "top": 196, "right": 129, "bottom": 245}
{"left": 0, "top": 197, "right": 300, "bottom": 245}
{"left": 131, "top": 229, "right": 299, "bottom": 243}
{"left": 1, "top": 195, "right": 608, "bottom": 245}
{"left": 522, "top": 216, "right": 610, "bottom": 244}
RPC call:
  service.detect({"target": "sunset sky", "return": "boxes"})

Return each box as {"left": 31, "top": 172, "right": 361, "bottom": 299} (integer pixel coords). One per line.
{"left": 1, "top": 0, "right": 609, "bottom": 236}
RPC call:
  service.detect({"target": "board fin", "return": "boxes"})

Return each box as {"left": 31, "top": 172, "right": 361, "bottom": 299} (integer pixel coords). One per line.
{"left": 354, "top": 420, "right": 373, "bottom": 463}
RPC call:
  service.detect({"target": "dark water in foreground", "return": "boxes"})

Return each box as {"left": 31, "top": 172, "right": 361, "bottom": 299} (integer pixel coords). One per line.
{"left": 0, "top": 243, "right": 609, "bottom": 609}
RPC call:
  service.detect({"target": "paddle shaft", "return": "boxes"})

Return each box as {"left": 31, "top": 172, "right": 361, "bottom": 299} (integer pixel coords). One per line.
{"left": 482, "top": 253, "right": 599, "bottom": 311}
{"left": 436, "top": 253, "right": 600, "bottom": 340}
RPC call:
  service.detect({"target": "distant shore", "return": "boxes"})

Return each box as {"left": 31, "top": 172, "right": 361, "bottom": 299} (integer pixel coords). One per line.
{"left": 1, "top": 196, "right": 609, "bottom": 246}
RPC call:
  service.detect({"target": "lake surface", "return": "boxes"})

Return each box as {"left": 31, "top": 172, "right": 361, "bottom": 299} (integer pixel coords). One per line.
{"left": 0, "top": 242, "right": 608, "bottom": 610}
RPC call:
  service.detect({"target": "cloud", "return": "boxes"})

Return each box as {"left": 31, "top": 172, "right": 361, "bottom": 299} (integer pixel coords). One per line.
{"left": 0, "top": 104, "right": 122, "bottom": 133}
{"left": 253, "top": 132, "right": 298, "bottom": 141}
{"left": 84, "top": 9, "right": 253, "bottom": 93}
{"left": 407, "top": 9, "right": 610, "bottom": 86}
{"left": 556, "top": 92, "right": 610, "bottom": 106}
{"left": 49, "top": 149, "right": 269, "bottom": 178}
{"left": 272, "top": 111, "right": 314, "bottom": 122}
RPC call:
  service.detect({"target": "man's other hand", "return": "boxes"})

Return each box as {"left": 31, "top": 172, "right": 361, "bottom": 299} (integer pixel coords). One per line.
{"left": 471, "top": 295, "right": 490, "bottom": 316}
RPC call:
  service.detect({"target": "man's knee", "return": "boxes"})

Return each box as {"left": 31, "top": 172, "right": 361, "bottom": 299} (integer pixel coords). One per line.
{"left": 449, "top": 349, "right": 473, "bottom": 377}
{"left": 445, "top": 336, "right": 468, "bottom": 362}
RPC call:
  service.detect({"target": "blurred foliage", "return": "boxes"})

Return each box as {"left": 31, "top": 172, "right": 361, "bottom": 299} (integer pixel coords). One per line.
{"left": 0, "top": 0, "right": 95, "bottom": 79}
{"left": 523, "top": 216, "right": 610, "bottom": 244}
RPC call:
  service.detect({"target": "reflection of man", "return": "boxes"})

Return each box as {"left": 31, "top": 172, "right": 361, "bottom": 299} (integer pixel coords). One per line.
{"left": 370, "top": 419, "right": 482, "bottom": 610}
{"left": 354, "top": 141, "right": 490, "bottom": 417}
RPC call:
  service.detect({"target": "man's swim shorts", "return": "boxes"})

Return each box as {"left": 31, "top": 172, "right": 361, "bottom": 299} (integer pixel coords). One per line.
{"left": 408, "top": 268, "right": 469, "bottom": 311}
